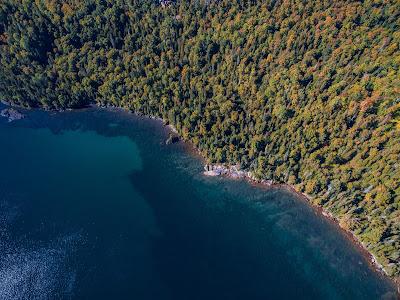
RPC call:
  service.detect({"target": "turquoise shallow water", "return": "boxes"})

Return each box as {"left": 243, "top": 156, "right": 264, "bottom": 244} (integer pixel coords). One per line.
{"left": 0, "top": 107, "right": 397, "bottom": 299}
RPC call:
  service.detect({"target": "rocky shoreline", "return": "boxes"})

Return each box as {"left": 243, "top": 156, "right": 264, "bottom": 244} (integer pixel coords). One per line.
{"left": 201, "top": 162, "right": 400, "bottom": 294}
{"left": 203, "top": 164, "right": 273, "bottom": 184}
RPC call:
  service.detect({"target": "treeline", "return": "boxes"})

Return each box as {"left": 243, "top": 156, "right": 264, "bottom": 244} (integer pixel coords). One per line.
{"left": 0, "top": 0, "right": 399, "bottom": 277}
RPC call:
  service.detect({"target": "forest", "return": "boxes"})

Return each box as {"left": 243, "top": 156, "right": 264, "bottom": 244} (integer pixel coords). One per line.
{"left": 0, "top": 0, "right": 399, "bottom": 279}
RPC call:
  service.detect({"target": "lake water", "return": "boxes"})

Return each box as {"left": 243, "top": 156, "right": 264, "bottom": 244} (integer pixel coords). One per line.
{"left": 0, "top": 106, "right": 397, "bottom": 299}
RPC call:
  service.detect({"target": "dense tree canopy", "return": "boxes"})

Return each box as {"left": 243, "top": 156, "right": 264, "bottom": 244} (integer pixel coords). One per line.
{"left": 0, "top": 0, "right": 399, "bottom": 278}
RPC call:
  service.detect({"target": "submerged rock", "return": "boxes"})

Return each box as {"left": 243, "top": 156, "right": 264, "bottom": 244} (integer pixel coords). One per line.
{"left": 0, "top": 108, "right": 24, "bottom": 122}
{"left": 165, "top": 134, "right": 179, "bottom": 145}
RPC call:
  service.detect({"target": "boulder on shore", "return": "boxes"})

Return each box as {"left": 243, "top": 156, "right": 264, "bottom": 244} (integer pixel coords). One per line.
{"left": 165, "top": 134, "right": 179, "bottom": 145}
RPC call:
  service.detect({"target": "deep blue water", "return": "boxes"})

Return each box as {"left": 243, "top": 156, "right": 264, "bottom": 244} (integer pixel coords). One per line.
{"left": 0, "top": 107, "right": 397, "bottom": 299}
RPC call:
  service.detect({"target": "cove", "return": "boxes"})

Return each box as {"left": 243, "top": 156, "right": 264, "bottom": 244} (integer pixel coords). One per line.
{"left": 0, "top": 106, "right": 397, "bottom": 299}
